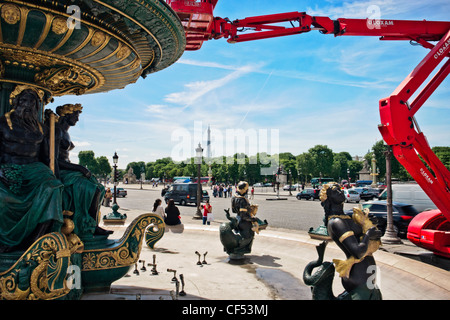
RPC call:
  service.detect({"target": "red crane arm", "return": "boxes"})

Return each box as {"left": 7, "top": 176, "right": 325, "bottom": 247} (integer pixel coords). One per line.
{"left": 378, "top": 30, "right": 450, "bottom": 220}
{"left": 211, "top": 12, "right": 450, "bottom": 43}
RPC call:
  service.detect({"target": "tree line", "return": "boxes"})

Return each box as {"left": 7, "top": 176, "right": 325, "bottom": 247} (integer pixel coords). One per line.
{"left": 79, "top": 142, "right": 450, "bottom": 185}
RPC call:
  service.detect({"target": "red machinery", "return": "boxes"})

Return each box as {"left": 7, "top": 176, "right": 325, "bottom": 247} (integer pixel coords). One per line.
{"left": 166, "top": 1, "right": 450, "bottom": 257}
{"left": 166, "top": 0, "right": 219, "bottom": 50}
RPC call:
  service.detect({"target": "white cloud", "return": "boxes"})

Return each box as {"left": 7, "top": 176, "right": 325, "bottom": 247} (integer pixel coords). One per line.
{"left": 177, "top": 58, "right": 241, "bottom": 71}
{"left": 307, "top": 0, "right": 450, "bottom": 19}
{"left": 73, "top": 141, "right": 91, "bottom": 147}
{"left": 164, "top": 65, "right": 257, "bottom": 107}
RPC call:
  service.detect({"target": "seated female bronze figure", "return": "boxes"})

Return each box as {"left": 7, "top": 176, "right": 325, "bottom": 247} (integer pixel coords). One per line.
{"left": 51, "top": 104, "right": 111, "bottom": 237}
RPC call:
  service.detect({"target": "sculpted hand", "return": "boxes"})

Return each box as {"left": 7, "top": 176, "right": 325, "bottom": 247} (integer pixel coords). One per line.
{"left": 367, "top": 227, "right": 382, "bottom": 240}
{"left": 81, "top": 167, "right": 92, "bottom": 178}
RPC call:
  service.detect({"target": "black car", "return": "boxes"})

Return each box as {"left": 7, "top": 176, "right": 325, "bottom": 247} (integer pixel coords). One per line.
{"left": 359, "top": 189, "right": 377, "bottom": 201}
{"left": 353, "top": 187, "right": 379, "bottom": 201}
{"left": 345, "top": 200, "right": 419, "bottom": 238}
{"left": 296, "top": 188, "right": 320, "bottom": 200}
{"left": 164, "top": 183, "right": 208, "bottom": 205}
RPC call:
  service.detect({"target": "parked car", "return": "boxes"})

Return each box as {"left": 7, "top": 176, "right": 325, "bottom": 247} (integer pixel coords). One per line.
{"left": 113, "top": 187, "right": 127, "bottom": 197}
{"left": 345, "top": 200, "right": 420, "bottom": 238}
{"left": 296, "top": 188, "right": 320, "bottom": 200}
{"left": 291, "top": 183, "right": 302, "bottom": 190}
{"left": 343, "top": 189, "right": 360, "bottom": 203}
{"left": 202, "top": 190, "right": 210, "bottom": 202}
{"left": 253, "top": 183, "right": 264, "bottom": 187}
{"left": 163, "top": 182, "right": 207, "bottom": 205}
{"left": 352, "top": 187, "right": 379, "bottom": 201}
{"left": 378, "top": 184, "right": 436, "bottom": 212}
{"left": 283, "top": 185, "right": 297, "bottom": 191}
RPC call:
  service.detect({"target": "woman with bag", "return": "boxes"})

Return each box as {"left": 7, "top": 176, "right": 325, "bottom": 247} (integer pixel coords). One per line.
{"left": 202, "top": 200, "right": 213, "bottom": 225}
{"left": 165, "top": 199, "right": 182, "bottom": 225}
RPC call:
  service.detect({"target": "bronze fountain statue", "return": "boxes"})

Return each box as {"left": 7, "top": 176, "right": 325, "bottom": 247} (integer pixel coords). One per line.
{"left": 0, "top": 86, "right": 165, "bottom": 299}
{"left": 51, "top": 103, "right": 112, "bottom": 237}
{"left": 0, "top": 87, "right": 64, "bottom": 252}
{"left": 303, "top": 183, "right": 383, "bottom": 300}
{"left": 219, "top": 181, "right": 268, "bottom": 260}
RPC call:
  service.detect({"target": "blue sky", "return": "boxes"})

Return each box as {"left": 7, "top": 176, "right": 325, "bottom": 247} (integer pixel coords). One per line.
{"left": 52, "top": 0, "right": 450, "bottom": 169}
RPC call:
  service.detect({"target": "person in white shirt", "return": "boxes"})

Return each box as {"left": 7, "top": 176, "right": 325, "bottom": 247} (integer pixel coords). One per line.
{"left": 152, "top": 199, "right": 166, "bottom": 220}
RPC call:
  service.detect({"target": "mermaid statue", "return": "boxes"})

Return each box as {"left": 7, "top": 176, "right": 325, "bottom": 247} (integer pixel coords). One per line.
{"left": 303, "top": 183, "right": 382, "bottom": 300}
{"left": 219, "top": 181, "right": 268, "bottom": 259}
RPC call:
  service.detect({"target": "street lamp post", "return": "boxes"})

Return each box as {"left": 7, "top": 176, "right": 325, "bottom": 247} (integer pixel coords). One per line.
{"left": 195, "top": 143, "right": 203, "bottom": 219}
{"left": 382, "top": 146, "right": 402, "bottom": 244}
{"left": 347, "top": 168, "right": 350, "bottom": 189}
{"left": 104, "top": 151, "right": 127, "bottom": 223}
{"left": 113, "top": 152, "right": 118, "bottom": 204}
{"left": 371, "top": 158, "right": 378, "bottom": 188}
{"left": 288, "top": 169, "right": 292, "bottom": 196}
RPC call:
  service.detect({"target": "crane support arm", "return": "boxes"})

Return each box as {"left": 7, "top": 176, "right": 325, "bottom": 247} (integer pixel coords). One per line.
{"left": 211, "top": 12, "right": 450, "bottom": 44}
{"left": 378, "top": 29, "right": 450, "bottom": 220}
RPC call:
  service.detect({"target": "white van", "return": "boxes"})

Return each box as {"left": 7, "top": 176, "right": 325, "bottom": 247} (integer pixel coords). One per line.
{"left": 378, "top": 184, "right": 437, "bottom": 212}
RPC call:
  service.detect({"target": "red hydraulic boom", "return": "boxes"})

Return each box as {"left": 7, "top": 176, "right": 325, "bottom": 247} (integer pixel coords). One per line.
{"left": 167, "top": 1, "right": 450, "bottom": 257}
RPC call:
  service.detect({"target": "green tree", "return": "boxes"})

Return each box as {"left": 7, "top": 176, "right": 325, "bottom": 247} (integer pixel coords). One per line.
{"left": 296, "top": 152, "right": 314, "bottom": 183}
{"left": 332, "top": 152, "right": 352, "bottom": 181}
{"left": 96, "top": 156, "right": 112, "bottom": 181}
{"left": 348, "top": 160, "right": 363, "bottom": 182}
{"left": 308, "top": 145, "right": 334, "bottom": 177}
{"left": 126, "top": 161, "right": 146, "bottom": 180}
{"left": 78, "top": 150, "right": 98, "bottom": 173}
{"left": 432, "top": 146, "right": 450, "bottom": 170}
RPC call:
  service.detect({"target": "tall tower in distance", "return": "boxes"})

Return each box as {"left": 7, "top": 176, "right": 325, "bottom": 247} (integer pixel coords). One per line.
{"left": 207, "top": 124, "right": 212, "bottom": 160}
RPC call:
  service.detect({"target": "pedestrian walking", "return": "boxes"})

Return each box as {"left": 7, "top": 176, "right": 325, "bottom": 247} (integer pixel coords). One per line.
{"left": 103, "top": 188, "right": 112, "bottom": 207}
{"left": 202, "top": 200, "right": 212, "bottom": 225}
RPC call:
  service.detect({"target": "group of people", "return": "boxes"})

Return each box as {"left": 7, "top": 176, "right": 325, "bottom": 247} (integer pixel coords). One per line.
{"left": 151, "top": 198, "right": 213, "bottom": 226}
{"left": 151, "top": 198, "right": 182, "bottom": 226}
{"left": 212, "top": 184, "right": 233, "bottom": 198}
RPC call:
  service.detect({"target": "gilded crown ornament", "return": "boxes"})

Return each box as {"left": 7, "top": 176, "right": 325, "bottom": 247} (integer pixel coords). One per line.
{"left": 56, "top": 103, "right": 83, "bottom": 117}
{"left": 9, "top": 85, "right": 45, "bottom": 105}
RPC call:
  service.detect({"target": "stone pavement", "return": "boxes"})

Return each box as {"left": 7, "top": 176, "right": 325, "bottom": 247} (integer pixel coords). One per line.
{"left": 82, "top": 209, "right": 450, "bottom": 301}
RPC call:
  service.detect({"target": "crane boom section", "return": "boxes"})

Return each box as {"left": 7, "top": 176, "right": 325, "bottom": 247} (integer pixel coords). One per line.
{"left": 211, "top": 12, "right": 450, "bottom": 43}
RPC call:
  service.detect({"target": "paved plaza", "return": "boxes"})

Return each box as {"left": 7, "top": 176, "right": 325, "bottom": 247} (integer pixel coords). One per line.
{"left": 83, "top": 184, "right": 450, "bottom": 302}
